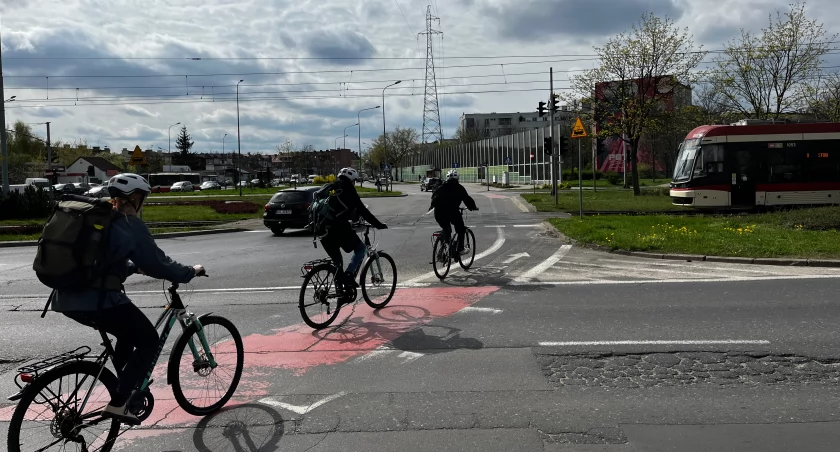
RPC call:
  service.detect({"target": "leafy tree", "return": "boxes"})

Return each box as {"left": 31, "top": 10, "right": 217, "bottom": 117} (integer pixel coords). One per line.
{"left": 708, "top": 2, "right": 836, "bottom": 119}
{"left": 174, "top": 126, "right": 194, "bottom": 165}
{"left": 564, "top": 12, "right": 704, "bottom": 194}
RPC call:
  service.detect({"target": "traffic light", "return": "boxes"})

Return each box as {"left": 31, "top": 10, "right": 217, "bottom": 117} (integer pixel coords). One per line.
{"left": 551, "top": 93, "right": 560, "bottom": 113}
{"left": 86, "top": 165, "right": 95, "bottom": 177}
{"left": 559, "top": 136, "right": 569, "bottom": 155}
{"left": 537, "top": 101, "right": 547, "bottom": 118}
{"left": 544, "top": 137, "right": 553, "bottom": 155}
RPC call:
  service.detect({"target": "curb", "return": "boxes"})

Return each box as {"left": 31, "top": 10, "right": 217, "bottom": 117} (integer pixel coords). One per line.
{"left": 0, "top": 227, "right": 248, "bottom": 248}
{"left": 578, "top": 242, "right": 839, "bottom": 268}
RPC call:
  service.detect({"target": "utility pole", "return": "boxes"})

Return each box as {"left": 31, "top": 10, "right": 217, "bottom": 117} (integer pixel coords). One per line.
{"left": 1, "top": 33, "right": 9, "bottom": 196}
{"left": 46, "top": 122, "right": 52, "bottom": 199}
{"left": 549, "top": 67, "right": 558, "bottom": 207}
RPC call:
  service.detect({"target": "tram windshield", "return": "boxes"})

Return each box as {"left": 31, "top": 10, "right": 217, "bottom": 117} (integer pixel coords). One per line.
{"left": 672, "top": 138, "right": 701, "bottom": 182}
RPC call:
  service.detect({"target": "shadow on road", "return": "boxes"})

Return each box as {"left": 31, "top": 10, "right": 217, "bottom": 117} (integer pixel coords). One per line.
{"left": 439, "top": 265, "right": 551, "bottom": 293}
{"left": 192, "top": 403, "right": 287, "bottom": 452}
{"left": 308, "top": 304, "right": 484, "bottom": 355}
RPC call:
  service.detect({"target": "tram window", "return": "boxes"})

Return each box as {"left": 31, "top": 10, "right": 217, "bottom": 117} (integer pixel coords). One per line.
{"left": 768, "top": 148, "right": 805, "bottom": 183}
{"left": 804, "top": 140, "right": 840, "bottom": 182}
{"left": 693, "top": 144, "right": 725, "bottom": 176}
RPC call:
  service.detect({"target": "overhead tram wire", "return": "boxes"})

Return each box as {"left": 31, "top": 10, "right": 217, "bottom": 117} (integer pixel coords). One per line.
{"left": 6, "top": 40, "right": 840, "bottom": 60}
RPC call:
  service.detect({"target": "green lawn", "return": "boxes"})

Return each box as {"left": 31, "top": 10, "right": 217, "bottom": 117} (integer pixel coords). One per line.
{"left": 140, "top": 205, "right": 259, "bottom": 222}
{"left": 550, "top": 207, "right": 840, "bottom": 259}
{"left": 522, "top": 190, "right": 686, "bottom": 212}
{"left": 563, "top": 178, "right": 667, "bottom": 188}
{"left": 0, "top": 227, "right": 227, "bottom": 242}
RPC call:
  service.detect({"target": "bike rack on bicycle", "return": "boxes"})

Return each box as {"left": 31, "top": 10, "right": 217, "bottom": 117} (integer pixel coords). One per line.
{"left": 7, "top": 346, "right": 93, "bottom": 402}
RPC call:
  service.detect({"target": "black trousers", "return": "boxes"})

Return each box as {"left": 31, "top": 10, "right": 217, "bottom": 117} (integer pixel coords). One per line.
{"left": 64, "top": 303, "right": 159, "bottom": 404}
{"left": 434, "top": 209, "right": 466, "bottom": 250}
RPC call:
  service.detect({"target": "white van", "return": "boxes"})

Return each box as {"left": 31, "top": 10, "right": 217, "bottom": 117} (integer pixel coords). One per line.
{"left": 25, "top": 178, "right": 51, "bottom": 189}
{"left": 308, "top": 175, "right": 318, "bottom": 183}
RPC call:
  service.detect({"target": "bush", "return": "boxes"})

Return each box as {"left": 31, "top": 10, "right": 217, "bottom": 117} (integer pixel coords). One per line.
{"left": 313, "top": 175, "right": 336, "bottom": 185}
{"left": 0, "top": 186, "right": 52, "bottom": 220}
{"left": 604, "top": 172, "right": 622, "bottom": 185}
{"left": 561, "top": 167, "right": 604, "bottom": 181}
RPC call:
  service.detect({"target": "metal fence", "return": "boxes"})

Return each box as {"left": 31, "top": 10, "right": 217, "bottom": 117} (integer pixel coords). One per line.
{"left": 400, "top": 122, "right": 580, "bottom": 185}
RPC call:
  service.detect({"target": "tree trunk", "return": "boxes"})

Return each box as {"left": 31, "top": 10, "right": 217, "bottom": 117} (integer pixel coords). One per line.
{"left": 630, "top": 137, "right": 641, "bottom": 196}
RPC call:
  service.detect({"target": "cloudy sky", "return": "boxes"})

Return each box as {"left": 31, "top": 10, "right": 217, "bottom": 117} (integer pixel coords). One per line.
{"left": 3, "top": 0, "right": 840, "bottom": 155}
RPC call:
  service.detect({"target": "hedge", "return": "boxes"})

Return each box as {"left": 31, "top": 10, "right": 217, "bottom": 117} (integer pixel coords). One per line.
{"left": 0, "top": 186, "right": 52, "bottom": 220}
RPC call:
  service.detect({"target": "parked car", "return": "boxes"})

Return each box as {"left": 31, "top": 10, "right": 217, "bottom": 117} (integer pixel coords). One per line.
{"left": 200, "top": 181, "right": 221, "bottom": 191}
{"left": 52, "top": 184, "right": 78, "bottom": 195}
{"left": 170, "top": 181, "right": 194, "bottom": 192}
{"left": 420, "top": 177, "right": 442, "bottom": 192}
{"left": 72, "top": 183, "right": 91, "bottom": 194}
{"left": 263, "top": 187, "right": 321, "bottom": 235}
{"left": 83, "top": 185, "right": 109, "bottom": 198}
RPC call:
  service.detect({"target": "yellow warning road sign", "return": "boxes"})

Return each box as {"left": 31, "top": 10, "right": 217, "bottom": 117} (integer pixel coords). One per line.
{"left": 571, "top": 117, "right": 588, "bottom": 139}
{"left": 129, "top": 145, "right": 147, "bottom": 165}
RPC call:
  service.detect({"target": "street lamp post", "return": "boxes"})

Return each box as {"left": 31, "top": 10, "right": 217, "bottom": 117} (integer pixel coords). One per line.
{"left": 357, "top": 106, "right": 379, "bottom": 175}
{"left": 343, "top": 123, "right": 357, "bottom": 150}
{"left": 168, "top": 122, "right": 181, "bottom": 167}
{"left": 382, "top": 81, "right": 401, "bottom": 191}
{"left": 237, "top": 79, "right": 244, "bottom": 196}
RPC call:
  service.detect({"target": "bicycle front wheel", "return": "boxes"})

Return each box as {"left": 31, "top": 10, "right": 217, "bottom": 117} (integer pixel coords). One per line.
{"left": 458, "top": 228, "right": 477, "bottom": 270}
{"left": 432, "top": 235, "right": 451, "bottom": 280}
{"left": 7, "top": 361, "right": 121, "bottom": 452}
{"left": 299, "top": 264, "right": 341, "bottom": 329}
{"left": 361, "top": 252, "right": 397, "bottom": 309}
{"left": 170, "top": 315, "right": 244, "bottom": 416}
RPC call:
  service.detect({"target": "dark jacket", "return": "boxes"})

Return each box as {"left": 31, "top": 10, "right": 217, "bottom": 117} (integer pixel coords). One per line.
{"left": 430, "top": 179, "right": 477, "bottom": 214}
{"left": 330, "top": 178, "right": 385, "bottom": 228}
{"left": 52, "top": 214, "right": 197, "bottom": 312}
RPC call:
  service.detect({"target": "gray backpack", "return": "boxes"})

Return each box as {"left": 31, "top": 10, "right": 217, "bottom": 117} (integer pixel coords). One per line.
{"left": 33, "top": 195, "right": 121, "bottom": 292}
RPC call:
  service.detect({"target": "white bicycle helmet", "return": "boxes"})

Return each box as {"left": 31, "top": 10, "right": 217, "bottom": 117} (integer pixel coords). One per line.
{"left": 338, "top": 167, "right": 360, "bottom": 181}
{"left": 446, "top": 169, "right": 459, "bottom": 180}
{"left": 107, "top": 173, "right": 151, "bottom": 201}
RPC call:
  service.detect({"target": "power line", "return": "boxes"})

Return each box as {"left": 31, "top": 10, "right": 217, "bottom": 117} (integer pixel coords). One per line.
{"left": 5, "top": 40, "right": 840, "bottom": 60}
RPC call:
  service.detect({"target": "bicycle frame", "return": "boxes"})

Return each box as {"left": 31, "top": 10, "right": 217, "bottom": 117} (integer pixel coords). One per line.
{"left": 141, "top": 282, "right": 217, "bottom": 391}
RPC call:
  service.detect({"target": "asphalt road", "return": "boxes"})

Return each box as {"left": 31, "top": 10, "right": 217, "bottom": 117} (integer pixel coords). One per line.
{"left": 2, "top": 183, "right": 840, "bottom": 451}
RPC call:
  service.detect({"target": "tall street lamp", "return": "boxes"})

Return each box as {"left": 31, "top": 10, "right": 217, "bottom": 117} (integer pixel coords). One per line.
{"left": 343, "top": 123, "right": 358, "bottom": 150}
{"left": 382, "top": 81, "right": 401, "bottom": 190}
{"left": 237, "top": 79, "right": 244, "bottom": 196}
{"left": 168, "top": 122, "right": 181, "bottom": 166}
{"left": 357, "top": 106, "right": 379, "bottom": 173}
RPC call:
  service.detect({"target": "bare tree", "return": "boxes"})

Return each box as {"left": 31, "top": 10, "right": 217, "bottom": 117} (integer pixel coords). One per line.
{"left": 452, "top": 124, "right": 483, "bottom": 144}
{"left": 564, "top": 12, "right": 705, "bottom": 195}
{"left": 709, "top": 2, "right": 836, "bottom": 119}
{"left": 802, "top": 72, "right": 840, "bottom": 122}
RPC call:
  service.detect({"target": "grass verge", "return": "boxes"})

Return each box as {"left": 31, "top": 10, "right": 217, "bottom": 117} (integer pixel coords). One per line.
{"left": 522, "top": 190, "right": 686, "bottom": 212}
{"left": 549, "top": 207, "right": 840, "bottom": 259}
{"left": 0, "top": 227, "right": 231, "bottom": 242}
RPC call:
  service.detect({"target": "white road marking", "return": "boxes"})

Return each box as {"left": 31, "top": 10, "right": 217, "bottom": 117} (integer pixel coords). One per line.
{"left": 508, "top": 274, "right": 840, "bottom": 286}
{"left": 538, "top": 340, "right": 770, "bottom": 346}
{"left": 458, "top": 306, "right": 504, "bottom": 314}
{"left": 474, "top": 227, "right": 506, "bottom": 261}
{"left": 259, "top": 391, "right": 347, "bottom": 414}
{"left": 510, "top": 195, "right": 531, "bottom": 213}
{"left": 403, "top": 227, "right": 506, "bottom": 285}
{"left": 398, "top": 351, "right": 424, "bottom": 364}
{"left": 483, "top": 225, "right": 507, "bottom": 228}
{"left": 245, "top": 230, "right": 272, "bottom": 233}
{"left": 513, "top": 224, "right": 541, "bottom": 228}
{"left": 353, "top": 349, "right": 393, "bottom": 363}
{"left": 503, "top": 252, "right": 530, "bottom": 264}
{"left": 513, "top": 245, "right": 572, "bottom": 282}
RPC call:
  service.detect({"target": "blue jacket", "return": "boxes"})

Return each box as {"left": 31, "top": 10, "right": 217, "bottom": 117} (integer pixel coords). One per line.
{"left": 52, "top": 214, "right": 196, "bottom": 312}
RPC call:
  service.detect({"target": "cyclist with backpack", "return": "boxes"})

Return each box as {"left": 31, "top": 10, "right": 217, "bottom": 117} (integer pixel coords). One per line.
{"left": 35, "top": 173, "right": 204, "bottom": 425}
{"left": 310, "top": 168, "right": 387, "bottom": 294}
{"left": 429, "top": 169, "right": 478, "bottom": 255}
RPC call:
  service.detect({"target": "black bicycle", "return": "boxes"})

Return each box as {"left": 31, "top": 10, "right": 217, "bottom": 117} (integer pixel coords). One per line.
{"left": 299, "top": 222, "right": 398, "bottom": 329}
{"left": 431, "top": 207, "right": 477, "bottom": 280}
{"left": 6, "top": 274, "right": 244, "bottom": 452}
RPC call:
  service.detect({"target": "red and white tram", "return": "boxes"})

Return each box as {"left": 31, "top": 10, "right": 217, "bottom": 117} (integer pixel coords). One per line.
{"left": 670, "top": 120, "right": 840, "bottom": 208}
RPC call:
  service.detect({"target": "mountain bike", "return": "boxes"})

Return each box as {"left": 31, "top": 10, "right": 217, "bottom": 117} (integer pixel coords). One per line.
{"left": 6, "top": 274, "right": 245, "bottom": 452}
{"left": 431, "top": 207, "right": 477, "bottom": 280}
{"left": 299, "top": 222, "right": 397, "bottom": 329}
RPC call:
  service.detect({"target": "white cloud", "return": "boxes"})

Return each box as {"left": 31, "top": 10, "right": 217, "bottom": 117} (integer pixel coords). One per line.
{"left": 1, "top": 0, "right": 840, "bottom": 153}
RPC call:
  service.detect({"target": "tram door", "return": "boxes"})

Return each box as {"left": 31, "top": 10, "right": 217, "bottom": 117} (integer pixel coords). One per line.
{"left": 730, "top": 149, "right": 756, "bottom": 207}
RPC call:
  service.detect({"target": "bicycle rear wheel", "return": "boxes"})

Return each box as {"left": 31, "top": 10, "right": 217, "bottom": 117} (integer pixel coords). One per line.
{"left": 361, "top": 252, "right": 397, "bottom": 309}
{"left": 432, "top": 235, "right": 451, "bottom": 280}
{"left": 458, "top": 228, "right": 477, "bottom": 270}
{"left": 170, "top": 315, "right": 244, "bottom": 416}
{"left": 7, "top": 361, "right": 121, "bottom": 452}
{"left": 299, "top": 264, "right": 341, "bottom": 329}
